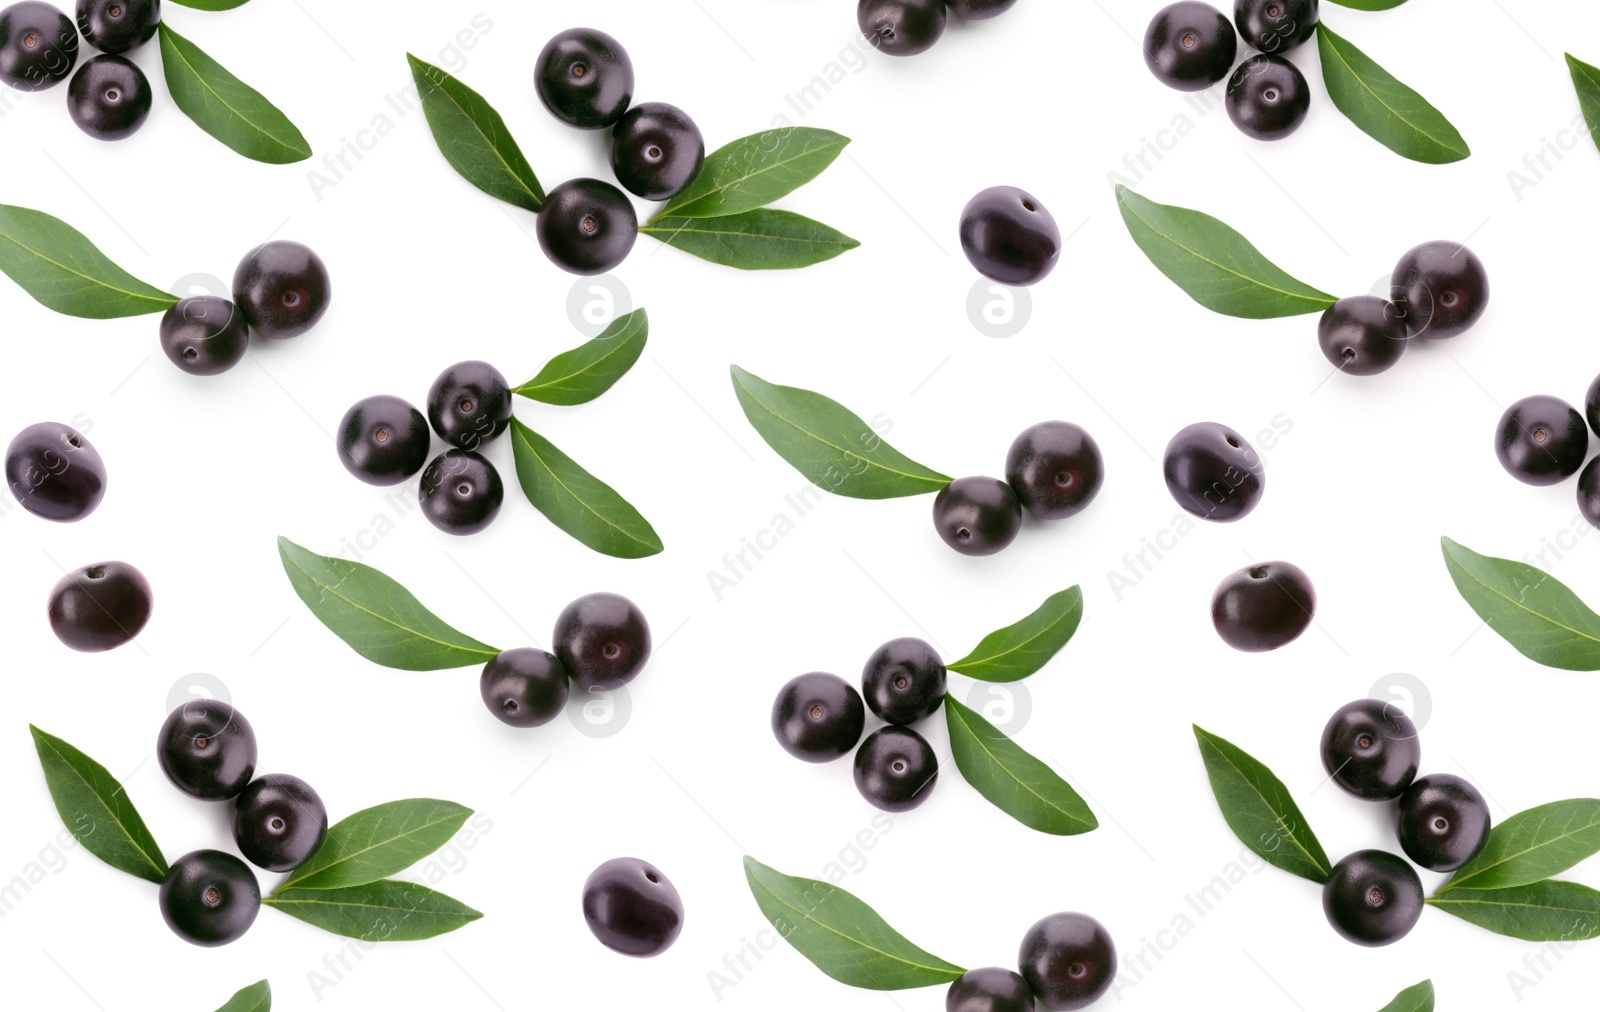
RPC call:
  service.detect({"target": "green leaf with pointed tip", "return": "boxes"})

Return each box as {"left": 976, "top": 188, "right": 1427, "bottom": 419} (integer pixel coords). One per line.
{"left": 655, "top": 128, "right": 850, "bottom": 219}
{"left": 642, "top": 210, "right": 859, "bottom": 270}
{"left": 158, "top": 24, "right": 310, "bottom": 164}
{"left": 0, "top": 205, "right": 176, "bottom": 319}
{"left": 213, "top": 980, "right": 271, "bottom": 1012}
{"left": 1325, "top": 0, "right": 1408, "bottom": 9}
{"left": 742, "top": 856, "right": 964, "bottom": 989}
{"left": 29, "top": 725, "right": 167, "bottom": 884}
{"left": 513, "top": 309, "right": 647, "bottom": 405}
{"left": 1317, "top": 23, "right": 1469, "bottom": 164}
{"left": 265, "top": 880, "right": 481, "bottom": 941}
{"left": 168, "top": 0, "right": 252, "bottom": 9}
{"left": 730, "top": 365, "right": 950, "bottom": 499}
{"left": 1114, "top": 186, "right": 1336, "bottom": 319}
{"left": 407, "top": 54, "right": 544, "bottom": 213}
{"left": 508, "top": 419, "right": 663, "bottom": 559}
{"left": 277, "top": 537, "right": 500, "bottom": 671}
{"left": 1375, "top": 980, "right": 1433, "bottom": 1012}
{"left": 1567, "top": 54, "right": 1600, "bottom": 157}
{"left": 277, "top": 799, "right": 473, "bottom": 892}
{"left": 945, "top": 697, "right": 1097, "bottom": 836}
{"left": 947, "top": 587, "right": 1083, "bottom": 683}
{"left": 1427, "top": 881, "right": 1600, "bottom": 942}
{"left": 1439, "top": 799, "right": 1600, "bottom": 893}
{"left": 1193, "top": 725, "right": 1331, "bottom": 883}
{"left": 1441, "top": 537, "right": 1600, "bottom": 671}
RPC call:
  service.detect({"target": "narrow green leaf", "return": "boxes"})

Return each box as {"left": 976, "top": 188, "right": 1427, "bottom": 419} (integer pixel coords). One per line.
{"left": 213, "top": 980, "right": 271, "bottom": 1012}
{"left": 508, "top": 419, "right": 663, "bottom": 559}
{"left": 946, "top": 698, "right": 1097, "bottom": 835}
{"left": 1566, "top": 54, "right": 1600, "bottom": 157}
{"left": 1193, "top": 725, "right": 1331, "bottom": 883}
{"left": 1441, "top": 537, "right": 1600, "bottom": 671}
{"left": 29, "top": 725, "right": 166, "bottom": 884}
{"left": 642, "top": 210, "right": 859, "bottom": 270}
{"left": 1440, "top": 799, "right": 1600, "bottom": 893}
{"left": 947, "top": 587, "right": 1083, "bottom": 683}
{"left": 513, "top": 309, "right": 647, "bottom": 405}
{"left": 277, "top": 537, "right": 500, "bottom": 671}
{"left": 1428, "top": 881, "right": 1600, "bottom": 942}
{"left": 1376, "top": 980, "right": 1433, "bottom": 1012}
{"left": 742, "top": 856, "right": 964, "bottom": 989}
{"left": 277, "top": 799, "right": 472, "bottom": 892}
{"left": 168, "top": 0, "right": 252, "bottom": 9}
{"left": 730, "top": 365, "right": 950, "bottom": 499}
{"left": 158, "top": 24, "right": 310, "bottom": 164}
{"left": 406, "top": 54, "right": 543, "bottom": 212}
{"left": 265, "top": 880, "right": 481, "bottom": 941}
{"left": 1114, "top": 186, "right": 1336, "bottom": 319}
{"left": 655, "top": 128, "right": 849, "bottom": 219}
{"left": 1317, "top": 24, "right": 1469, "bottom": 164}
{"left": 0, "top": 205, "right": 176, "bottom": 319}
{"left": 1325, "top": 0, "right": 1408, "bottom": 9}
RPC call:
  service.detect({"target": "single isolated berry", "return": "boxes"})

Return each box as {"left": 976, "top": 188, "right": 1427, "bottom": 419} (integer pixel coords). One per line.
{"left": 427, "top": 360, "right": 512, "bottom": 450}
{"left": 858, "top": 0, "right": 946, "bottom": 57}
{"left": 536, "top": 178, "right": 638, "bottom": 276}
{"left": 854, "top": 725, "right": 938, "bottom": 812}
{"left": 1005, "top": 421, "right": 1103, "bottom": 520}
{"left": 0, "top": 1, "right": 78, "bottom": 91}
{"left": 959, "top": 186, "right": 1061, "bottom": 287}
{"left": 418, "top": 449, "right": 503, "bottom": 535}
{"left": 160, "top": 849, "right": 260, "bottom": 947}
{"left": 1494, "top": 394, "right": 1588, "bottom": 487}
{"left": 157, "top": 700, "right": 257, "bottom": 800}
{"left": 554, "top": 591, "right": 651, "bottom": 691}
{"left": 1143, "top": 1, "right": 1236, "bottom": 92}
{"left": 47, "top": 560, "right": 151, "bottom": 652}
{"left": 1390, "top": 240, "right": 1489, "bottom": 339}
{"left": 232, "top": 240, "right": 331, "bottom": 339}
{"left": 1586, "top": 372, "right": 1600, "bottom": 438}
{"left": 1317, "top": 295, "right": 1406, "bottom": 376}
{"left": 1162, "top": 422, "right": 1264, "bottom": 523}
{"left": 158, "top": 295, "right": 248, "bottom": 376}
{"left": 861, "top": 637, "right": 946, "bottom": 725}
{"left": 5, "top": 421, "right": 106, "bottom": 522}
{"left": 1226, "top": 53, "right": 1309, "bottom": 141}
{"left": 232, "top": 773, "right": 328, "bottom": 873}
{"left": 945, "top": 0, "right": 1018, "bottom": 19}
{"left": 581, "top": 857, "right": 684, "bottom": 957}
{"left": 1018, "top": 911, "right": 1117, "bottom": 1010}
{"left": 1321, "top": 850, "right": 1424, "bottom": 947}
{"left": 611, "top": 102, "right": 705, "bottom": 201}
{"left": 66, "top": 53, "right": 149, "bottom": 139}
{"left": 1395, "top": 774, "right": 1491, "bottom": 872}
{"left": 535, "top": 27, "right": 633, "bottom": 129}
{"left": 1234, "top": 0, "right": 1317, "bottom": 53}
{"left": 946, "top": 967, "right": 1035, "bottom": 1012}
{"left": 76, "top": 0, "right": 158, "bottom": 54}
{"left": 1210, "top": 561, "right": 1315, "bottom": 652}
{"left": 1319, "top": 698, "right": 1419, "bottom": 801}
{"left": 336, "top": 394, "right": 431, "bottom": 486}
{"left": 932, "top": 476, "right": 1023, "bottom": 556}
{"left": 480, "top": 648, "right": 571, "bottom": 728}
{"left": 771, "top": 672, "right": 866, "bottom": 762}
{"left": 1581, "top": 457, "right": 1600, "bottom": 532}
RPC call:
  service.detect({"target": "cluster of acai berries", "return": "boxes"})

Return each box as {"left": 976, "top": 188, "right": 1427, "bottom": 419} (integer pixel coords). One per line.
{"left": 1494, "top": 372, "right": 1600, "bottom": 531}
{"left": 0, "top": 0, "right": 157, "bottom": 139}
{"left": 931, "top": 421, "right": 1103, "bottom": 558}
{"left": 161, "top": 241, "right": 332, "bottom": 376}
{"left": 946, "top": 913, "right": 1118, "bottom": 1012}
{"left": 1144, "top": 0, "right": 1320, "bottom": 141}
{"left": 1317, "top": 241, "right": 1489, "bottom": 377}
{"left": 855, "top": 0, "right": 1018, "bottom": 59}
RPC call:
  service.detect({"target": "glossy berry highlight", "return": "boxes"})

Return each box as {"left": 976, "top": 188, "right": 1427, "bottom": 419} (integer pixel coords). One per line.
{"left": 932, "top": 476, "right": 1023, "bottom": 556}
{"left": 418, "top": 449, "right": 504, "bottom": 535}
{"left": 959, "top": 186, "right": 1061, "bottom": 287}
{"left": 159, "top": 296, "right": 248, "bottom": 376}
{"left": 157, "top": 701, "right": 257, "bottom": 801}
{"left": 554, "top": 591, "right": 651, "bottom": 691}
{"left": 1162, "top": 422, "right": 1264, "bottom": 523}
{"left": 1320, "top": 698, "right": 1420, "bottom": 801}
{"left": 1317, "top": 295, "right": 1406, "bottom": 376}
{"left": 1144, "top": 1, "right": 1236, "bottom": 92}
{"left": 861, "top": 637, "right": 946, "bottom": 725}
{"left": 0, "top": 1, "right": 78, "bottom": 91}
{"left": 1581, "top": 457, "right": 1600, "bottom": 532}
{"left": 337, "top": 395, "right": 431, "bottom": 486}
{"left": 47, "top": 560, "right": 151, "bottom": 652}
{"left": 427, "top": 360, "right": 512, "bottom": 450}
{"left": 1005, "top": 421, "right": 1103, "bottom": 520}
{"left": 480, "top": 648, "right": 570, "bottom": 728}
{"left": 537, "top": 177, "right": 638, "bottom": 276}
{"left": 1233, "top": 0, "right": 1317, "bottom": 53}
{"left": 771, "top": 672, "right": 866, "bottom": 762}
{"left": 1390, "top": 240, "right": 1489, "bottom": 339}
{"left": 610, "top": 101, "right": 705, "bottom": 201}
{"left": 1018, "top": 911, "right": 1117, "bottom": 1010}
{"left": 1211, "top": 561, "right": 1315, "bottom": 652}
{"left": 1226, "top": 53, "right": 1309, "bottom": 141}
{"left": 582, "top": 857, "right": 683, "bottom": 957}
{"left": 854, "top": 725, "right": 937, "bottom": 812}
{"left": 1494, "top": 395, "right": 1588, "bottom": 487}
{"left": 76, "top": 0, "right": 157, "bottom": 54}
{"left": 1322, "top": 850, "right": 1424, "bottom": 947}
{"left": 159, "top": 849, "right": 260, "bottom": 947}
{"left": 1395, "top": 774, "right": 1491, "bottom": 872}
{"left": 946, "top": 967, "right": 1035, "bottom": 1012}
{"left": 232, "top": 240, "right": 331, "bottom": 340}
{"left": 5, "top": 421, "right": 106, "bottom": 522}
{"left": 233, "top": 774, "right": 328, "bottom": 873}
{"left": 858, "top": 0, "right": 945, "bottom": 57}
{"left": 535, "top": 27, "right": 634, "bottom": 129}
{"left": 67, "top": 52, "right": 149, "bottom": 139}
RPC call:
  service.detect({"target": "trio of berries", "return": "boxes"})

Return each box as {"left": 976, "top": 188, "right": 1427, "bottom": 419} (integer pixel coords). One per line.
{"left": 931, "top": 421, "right": 1104, "bottom": 557}
{"left": 0, "top": 0, "right": 158, "bottom": 139}
{"left": 854, "top": 0, "right": 1019, "bottom": 59}
{"left": 1495, "top": 372, "right": 1600, "bottom": 533}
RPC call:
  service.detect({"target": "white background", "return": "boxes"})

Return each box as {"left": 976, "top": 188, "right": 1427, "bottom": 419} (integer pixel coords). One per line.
{"left": 2, "top": 0, "right": 1599, "bottom": 1009}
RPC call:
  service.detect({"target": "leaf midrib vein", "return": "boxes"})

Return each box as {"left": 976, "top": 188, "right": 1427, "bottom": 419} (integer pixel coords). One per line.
{"left": 283, "top": 552, "right": 492, "bottom": 660}
{"left": 1202, "top": 734, "right": 1328, "bottom": 878}
{"left": 1320, "top": 29, "right": 1465, "bottom": 157}
{"left": 512, "top": 423, "right": 653, "bottom": 549}
{"left": 0, "top": 227, "right": 171, "bottom": 308}
{"left": 656, "top": 137, "right": 844, "bottom": 219}
{"left": 748, "top": 873, "right": 954, "bottom": 976}
{"left": 950, "top": 702, "right": 1089, "bottom": 828}
{"left": 163, "top": 28, "right": 303, "bottom": 154}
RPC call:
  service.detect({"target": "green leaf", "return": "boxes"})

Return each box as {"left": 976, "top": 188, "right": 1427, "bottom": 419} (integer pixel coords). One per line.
{"left": 945, "top": 698, "right": 1097, "bottom": 836}
{"left": 265, "top": 880, "right": 481, "bottom": 941}
{"left": 742, "top": 856, "right": 964, "bottom": 989}
{"left": 655, "top": 128, "right": 850, "bottom": 219}
{"left": 1316, "top": 24, "right": 1469, "bottom": 164}
{"left": 642, "top": 210, "right": 860, "bottom": 270}
{"left": 1114, "top": 186, "right": 1336, "bottom": 319}
{"left": 1192, "top": 725, "right": 1331, "bottom": 884}
{"left": 946, "top": 587, "right": 1083, "bottom": 683}
{"left": 213, "top": 980, "right": 271, "bottom": 1012}
{"left": 730, "top": 365, "right": 950, "bottom": 499}
{"left": 1375, "top": 980, "right": 1433, "bottom": 1012}
{"left": 0, "top": 205, "right": 176, "bottom": 319}
{"left": 29, "top": 725, "right": 166, "bottom": 884}
{"left": 1428, "top": 880, "right": 1600, "bottom": 942}
{"left": 1325, "top": 0, "right": 1408, "bottom": 9}
{"left": 513, "top": 309, "right": 647, "bottom": 405}
{"left": 1567, "top": 54, "right": 1600, "bottom": 157}
{"left": 1441, "top": 537, "right": 1600, "bottom": 671}
{"left": 277, "top": 798, "right": 472, "bottom": 892}
{"left": 276, "top": 537, "right": 500, "bottom": 671}
{"left": 508, "top": 419, "right": 663, "bottom": 559}
{"left": 158, "top": 24, "right": 310, "bottom": 164}
{"left": 1440, "top": 799, "right": 1600, "bottom": 893}
{"left": 406, "top": 54, "right": 544, "bottom": 213}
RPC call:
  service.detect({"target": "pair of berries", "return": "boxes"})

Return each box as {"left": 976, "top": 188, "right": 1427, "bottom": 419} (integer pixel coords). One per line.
{"left": 855, "top": 0, "right": 1019, "bottom": 60}
{"left": 1494, "top": 376, "right": 1600, "bottom": 529}
{"left": 949, "top": 912, "right": 1117, "bottom": 1011}
{"left": 155, "top": 701, "right": 329, "bottom": 946}
{"left": 532, "top": 28, "right": 706, "bottom": 275}
{"left": 479, "top": 592, "right": 652, "bottom": 727}
{"left": 959, "top": 186, "right": 1062, "bottom": 288}
{"left": 1317, "top": 241, "right": 1490, "bottom": 377}
{"left": 337, "top": 360, "right": 514, "bottom": 535}
{"left": 0, "top": 1, "right": 158, "bottom": 139}
{"left": 1317, "top": 699, "right": 1492, "bottom": 946}
{"left": 933, "top": 421, "right": 1104, "bottom": 558}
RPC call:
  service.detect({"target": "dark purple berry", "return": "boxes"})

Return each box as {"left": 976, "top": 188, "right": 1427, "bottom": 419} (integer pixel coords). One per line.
{"left": 1018, "top": 912, "right": 1117, "bottom": 1010}
{"left": 157, "top": 701, "right": 257, "bottom": 801}
{"left": 932, "top": 476, "right": 1023, "bottom": 556}
{"left": 1226, "top": 53, "right": 1309, "bottom": 141}
{"left": 0, "top": 1, "right": 78, "bottom": 91}
{"left": 945, "top": 0, "right": 1017, "bottom": 19}
{"left": 418, "top": 449, "right": 503, "bottom": 535}
{"left": 861, "top": 637, "right": 946, "bottom": 725}
{"left": 159, "top": 849, "right": 260, "bottom": 947}
{"left": 1581, "top": 457, "right": 1600, "bottom": 532}
{"left": 1395, "top": 774, "right": 1491, "bottom": 872}
{"left": 1144, "top": 2, "right": 1236, "bottom": 92}
{"left": 536, "top": 178, "right": 637, "bottom": 276}
{"left": 959, "top": 186, "right": 1061, "bottom": 287}
{"left": 159, "top": 296, "right": 248, "bottom": 376}
{"left": 1317, "top": 295, "right": 1406, "bottom": 376}
{"left": 1234, "top": 0, "right": 1317, "bottom": 53}
{"left": 480, "top": 648, "right": 570, "bottom": 728}
{"left": 1005, "top": 421, "right": 1102, "bottom": 519}
{"left": 582, "top": 857, "right": 683, "bottom": 957}
{"left": 232, "top": 774, "right": 328, "bottom": 873}
{"left": 336, "top": 395, "right": 430, "bottom": 486}
{"left": 554, "top": 591, "right": 651, "bottom": 691}
{"left": 1495, "top": 395, "right": 1588, "bottom": 487}
{"left": 1322, "top": 850, "right": 1424, "bottom": 947}
{"left": 771, "top": 672, "right": 865, "bottom": 762}
{"left": 858, "top": 0, "right": 945, "bottom": 57}
{"left": 5, "top": 421, "right": 105, "bottom": 522}
{"left": 1210, "top": 561, "right": 1315, "bottom": 652}
{"left": 66, "top": 52, "right": 148, "bottom": 138}
{"left": 47, "top": 560, "right": 151, "bottom": 652}
{"left": 1586, "top": 372, "right": 1600, "bottom": 438}
{"left": 610, "top": 102, "right": 704, "bottom": 201}
{"left": 1320, "top": 698, "right": 1419, "bottom": 801}
{"left": 535, "top": 27, "right": 633, "bottom": 129}
{"left": 76, "top": 0, "right": 157, "bottom": 54}
{"left": 946, "top": 967, "right": 1035, "bottom": 1012}
{"left": 232, "top": 240, "right": 331, "bottom": 340}
{"left": 1162, "top": 422, "right": 1264, "bottom": 523}
{"left": 854, "top": 725, "right": 937, "bottom": 812}
{"left": 1390, "top": 240, "right": 1489, "bottom": 339}
{"left": 427, "top": 360, "right": 511, "bottom": 450}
